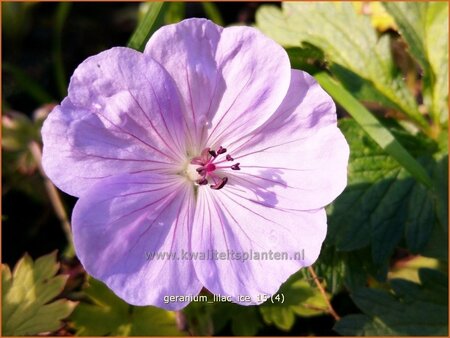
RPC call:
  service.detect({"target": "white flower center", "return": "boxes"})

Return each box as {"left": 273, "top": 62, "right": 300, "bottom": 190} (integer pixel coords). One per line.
{"left": 184, "top": 163, "right": 203, "bottom": 182}
{"left": 185, "top": 146, "right": 241, "bottom": 190}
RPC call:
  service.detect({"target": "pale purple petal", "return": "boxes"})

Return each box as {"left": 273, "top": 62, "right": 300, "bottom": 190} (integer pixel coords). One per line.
{"left": 223, "top": 70, "right": 349, "bottom": 210}
{"left": 41, "top": 18, "right": 350, "bottom": 311}
{"left": 42, "top": 47, "right": 187, "bottom": 197}
{"left": 72, "top": 172, "right": 201, "bottom": 310}
{"left": 192, "top": 187, "right": 327, "bottom": 304}
{"left": 144, "top": 18, "right": 291, "bottom": 151}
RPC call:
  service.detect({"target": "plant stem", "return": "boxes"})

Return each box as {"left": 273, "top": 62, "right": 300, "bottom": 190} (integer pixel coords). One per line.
{"left": 28, "top": 141, "right": 74, "bottom": 257}
{"left": 307, "top": 265, "right": 340, "bottom": 321}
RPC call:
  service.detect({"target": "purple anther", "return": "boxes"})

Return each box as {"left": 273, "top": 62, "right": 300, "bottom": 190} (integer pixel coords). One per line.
{"left": 231, "top": 163, "right": 241, "bottom": 170}
{"left": 196, "top": 166, "right": 206, "bottom": 176}
{"left": 217, "top": 146, "right": 227, "bottom": 154}
{"left": 197, "top": 177, "right": 208, "bottom": 185}
{"left": 210, "top": 177, "right": 228, "bottom": 190}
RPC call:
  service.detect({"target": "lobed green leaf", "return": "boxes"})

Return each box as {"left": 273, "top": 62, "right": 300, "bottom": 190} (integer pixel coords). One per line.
{"left": 383, "top": 2, "right": 449, "bottom": 126}
{"left": 2, "top": 252, "right": 76, "bottom": 335}
{"left": 259, "top": 272, "right": 328, "bottom": 331}
{"left": 212, "top": 302, "right": 262, "bottom": 336}
{"left": 327, "top": 119, "right": 442, "bottom": 268}
{"left": 334, "top": 269, "right": 448, "bottom": 335}
{"left": 70, "top": 277, "right": 183, "bottom": 336}
{"left": 256, "top": 3, "right": 429, "bottom": 131}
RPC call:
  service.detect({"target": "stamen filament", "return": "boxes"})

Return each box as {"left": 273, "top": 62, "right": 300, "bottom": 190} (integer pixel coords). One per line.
{"left": 188, "top": 145, "right": 240, "bottom": 190}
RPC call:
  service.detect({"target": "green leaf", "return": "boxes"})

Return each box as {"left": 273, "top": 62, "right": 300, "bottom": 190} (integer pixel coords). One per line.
{"left": 421, "top": 218, "right": 448, "bottom": 262}
{"left": 70, "top": 277, "right": 183, "bottom": 336}
{"left": 2, "top": 252, "right": 77, "bottom": 335}
{"left": 334, "top": 269, "right": 448, "bottom": 335}
{"left": 255, "top": 5, "right": 302, "bottom": 47}
{"left": 433, "top": 153, "right": 448, "bottom": 230}
{"left": 183, "top": 300, "right": 214, "bottom": 336}
{"left": 259, "top": 272, "right": 328, "bottom": 331}
{"left": 316, "top": 245, "right": 387, "bottom": 294}
{"left": 313, "top": 244, "right": 346, "bottom": 295}
{"left": 212, "top": 302, "right": 262, "bottom": 336}
{"left": 256, "top": 3, "right": 429, "bottom": 131}
{"left": 383, "top": 3, "right": 431, "bottom": 79}
{"left": 353, "top": 2, "right": 396, "bottom": 32}
{"left": 404, "top": 175, "right": 436, "bottom": 252}
{"left": 383, "top": 2, "right": 449, "bottom": 125}
{"left": 388, "top": 256, "right": 440, "bottom": 284}
{"left": 184, "top": 296, "right": 262, "bottom": 336}
{"left": 341, "top": 248, "right": 388, "bottom": 290}
{"left": 229, "top": 307, "right": 262, "bottom": 336}
{"left": 421, "top": 152, "right": 448, "bottom": 261}
{"left": 285, "top": 45, "right": 324, "bottom": 75}
{"left": 426, "top": 4, "right": 449, "bottom": 126}
{"left": 128, "top": 2, "right": 167, "bottom": 52}
{"left": 260, "top": 305, "right": 295, "bottom": 331}
{"left": 315, "top": 72, "right": 433, "bottom": 189}
{"left": 334, "top": 314, "right": 396, "bottom": 336}
{"left": 327, "top": 119, "right": 438, "bottom": 265}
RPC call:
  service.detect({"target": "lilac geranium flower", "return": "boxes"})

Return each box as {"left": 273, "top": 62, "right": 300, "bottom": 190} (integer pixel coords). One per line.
{"left": 42, "top": 18, "right": 349, "bottom": 310}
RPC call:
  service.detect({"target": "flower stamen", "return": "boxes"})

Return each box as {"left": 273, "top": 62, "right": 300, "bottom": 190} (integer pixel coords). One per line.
{"left": 231, "top": 163, "right": 241, "bottom": 170}
{"left": 189, "top": 146, "right": 239, "bottom": 190}
{"left": 197, "top": 177, "right": 208, "bottom": 185}
{"left": 210, "top": 177, "right": 228, "bottom": 190}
